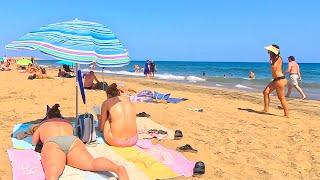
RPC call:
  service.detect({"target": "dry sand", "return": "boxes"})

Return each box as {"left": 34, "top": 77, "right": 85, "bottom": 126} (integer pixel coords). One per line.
{"left": 0, "top": 69, "right": 320, "bottom": 180}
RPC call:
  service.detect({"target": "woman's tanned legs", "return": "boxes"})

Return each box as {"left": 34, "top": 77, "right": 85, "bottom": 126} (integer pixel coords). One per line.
{"left": 275, "top": 80, "right": 289, "bottom": 117}
{"left": 41, "top": 143, "right": 66, "bottom": 180}
{"left": 66, "top": 139, "right": 129, "bottom": 180}
{"left": 263, "top": 81, "right": 275, "bottom": 113}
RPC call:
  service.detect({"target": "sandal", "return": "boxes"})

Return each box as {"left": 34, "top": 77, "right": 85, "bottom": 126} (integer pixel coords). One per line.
{"left": 176, "top": 144, "right": 198, "bottom": 153}
{"left": 174, "top": 130, "right": 183, "bottom": 140}
{"left": 136, "top": 112, "right": 151, "bottom": 118}
{"left": 193, "top": 161, "right": 205, "bottom": 176}
{"left": 148, "top": 129, "right": 158, "bottom": 134}
{"left": 158, "top": 130, "right": 167, "bottom": 135}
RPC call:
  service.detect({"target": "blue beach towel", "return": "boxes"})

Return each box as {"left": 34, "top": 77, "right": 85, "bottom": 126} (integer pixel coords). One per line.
{"left": 166, "top": 98, "right": 188, "bottom": 104}
{"left": 153, "top": 91, "right": 171, "bottom": 101}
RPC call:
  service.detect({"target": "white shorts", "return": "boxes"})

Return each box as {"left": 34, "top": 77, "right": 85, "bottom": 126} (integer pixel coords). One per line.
{"left": 289, "top": 74, "right": 299, "bottom": 86}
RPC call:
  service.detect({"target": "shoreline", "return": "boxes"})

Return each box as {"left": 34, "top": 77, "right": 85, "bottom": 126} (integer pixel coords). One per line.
{"left": 89, "top": 68, "right": 320, "bottom": 101}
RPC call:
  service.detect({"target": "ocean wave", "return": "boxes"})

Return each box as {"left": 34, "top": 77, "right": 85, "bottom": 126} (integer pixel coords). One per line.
{"left": 235, "top": 84, "right": 253, "bottom": 89}
{"left": 186, "top": 76, "right": 206, "bottom": 82}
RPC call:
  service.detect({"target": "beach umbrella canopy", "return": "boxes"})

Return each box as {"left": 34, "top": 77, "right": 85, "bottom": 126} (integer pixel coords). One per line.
{"left": 56, "top": 60, "right": 75, "bottom": 66}
{"left": 5, "top": 19, "right": 130, "bottom": 67}
{"left": 5, "top": 19, "right": 130, "bottom": 117}
{"left": 16, "top": 59, "right": 32, "bottom": 66}
{"left": 0, "top": 57, "right": 4, "bottom": 62}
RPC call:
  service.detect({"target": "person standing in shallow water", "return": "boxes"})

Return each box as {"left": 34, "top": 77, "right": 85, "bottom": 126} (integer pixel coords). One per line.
{"left": 262, "top": 44, "right": 289, "bottom": 117}
{"left": 286, "top": 56, "right": 306, "bottom": 99}
{"left": 144, "top": 60, "right": 150, "bottom": 78}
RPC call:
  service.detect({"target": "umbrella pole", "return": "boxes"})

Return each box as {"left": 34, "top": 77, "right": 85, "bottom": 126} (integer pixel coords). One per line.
{"left": 75, "top": 64, "right": 78, "bottom": 118}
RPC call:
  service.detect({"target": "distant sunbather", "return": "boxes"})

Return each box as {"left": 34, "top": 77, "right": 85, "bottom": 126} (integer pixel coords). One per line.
{"left": 32, "top": 104, "right": 128, "bottom": 180}
{"left": 98, "top": 83, "right": 137, "bottom": 147}
{"left": 58, "top": 69, "right": 72, "bottom": 78}
{"left": 63, "top": 64, "right": 74, "bottom": 73}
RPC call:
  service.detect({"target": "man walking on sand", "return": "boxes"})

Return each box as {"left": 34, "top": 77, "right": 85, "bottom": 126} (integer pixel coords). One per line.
{"left": 286, "top": 56, "right": 306, "bottom": 99}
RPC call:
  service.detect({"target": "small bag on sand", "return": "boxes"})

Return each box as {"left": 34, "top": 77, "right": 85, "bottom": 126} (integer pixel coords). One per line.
{"left": 97, "top": 82, "right": 108, "bottom": 90}
{"left": 75, "top": 113, "right": 97, "bottom": 144}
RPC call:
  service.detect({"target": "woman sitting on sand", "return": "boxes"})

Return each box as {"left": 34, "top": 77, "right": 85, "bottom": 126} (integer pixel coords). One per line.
{"left": 36, "top": 68, "right": 52, "bottom": 79}
{"left": 98, "top": 83, "right": 137, "bottom": 147}
{"left": 32, "top": 104, "right": 128, "bottom": 180}
{"left": 26, "top": 64, "right": 38, "bottom": 73}
{"left": 263, "top": 44, "right": 289, "bottom": 117}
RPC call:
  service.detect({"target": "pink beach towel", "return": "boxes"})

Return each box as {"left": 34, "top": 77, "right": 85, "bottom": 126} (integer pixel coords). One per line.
{"left": 135, "top": 140, "right": 195, "bottom": 177}
{"left": 7, "top": 149, "right": 45, "bottom": 180}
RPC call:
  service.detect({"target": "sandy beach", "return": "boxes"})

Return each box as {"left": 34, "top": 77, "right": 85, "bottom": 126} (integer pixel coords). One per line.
{"left": 1, "top": 69, "right": 320, "bottom": 180}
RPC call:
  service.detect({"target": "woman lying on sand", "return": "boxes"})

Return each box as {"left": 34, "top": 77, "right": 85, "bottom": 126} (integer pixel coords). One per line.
{"left": 263, "top": 44, "right": 289, "bottom": 117}
{"left": 0, "top": 61, "right": 11, "bottom": 71}
{"left": 29, "top": 67, "right": 53, "bottom": 79}
{"left": 98, "top": 83, "right": 137, "bottom": 147}
{"left": 32, "top": 104, "right": 128, "bottom": 180}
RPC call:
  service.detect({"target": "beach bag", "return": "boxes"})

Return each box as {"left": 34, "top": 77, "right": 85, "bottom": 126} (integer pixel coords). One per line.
{"left": 97, "top": 82, "right": 108, "bottom": 90}
{"left": 75, "top": 113, "right": 97, "bottom": 144}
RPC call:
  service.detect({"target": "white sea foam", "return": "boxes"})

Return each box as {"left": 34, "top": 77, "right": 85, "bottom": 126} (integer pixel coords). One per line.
{"left": 215, "top": 84, "right": 224, "bottom": 87}
{"left": 82, "top": 69, "right": 206, "bottom": 82}
{"left": 186, "top": 76, "right": 206, "bottom": 82}
{"left": 235, "top": 84, "right": 253, "bottom": 89}
{"left": 156, "top": 74, "right": 185, "bottom": 81}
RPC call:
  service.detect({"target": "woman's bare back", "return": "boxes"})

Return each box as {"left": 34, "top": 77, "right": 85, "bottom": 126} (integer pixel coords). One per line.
{"left": 105, "top": 96, "right": 137, "bottom": 138}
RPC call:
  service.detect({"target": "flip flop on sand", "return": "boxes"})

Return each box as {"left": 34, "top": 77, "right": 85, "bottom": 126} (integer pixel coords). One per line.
{"left": 174, "top": 130, "right": 183, "bottom": 140}
{"left": 193, "top": 161, "right": 205, "bottom": 176}
{"left": 136, "top": 112, "right": 151, "bottom": 118}
{"left": 176, "top": 144, "right": 198, "bottom": 153}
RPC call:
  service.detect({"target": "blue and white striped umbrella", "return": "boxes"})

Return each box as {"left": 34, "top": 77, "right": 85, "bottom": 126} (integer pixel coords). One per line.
{"left": 6, "top": 19, "right": 130, "bottom": 67}
{"left": 56, "top": 60, "right": 75, "bottom": 66}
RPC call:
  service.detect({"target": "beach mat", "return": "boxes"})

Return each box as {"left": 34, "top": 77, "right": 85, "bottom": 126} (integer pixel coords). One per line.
{"left": 7, "top": 149, "right": 45, "bottom": 180}
{"left": 137, "top": 141, "right": 195, "bottom": 177}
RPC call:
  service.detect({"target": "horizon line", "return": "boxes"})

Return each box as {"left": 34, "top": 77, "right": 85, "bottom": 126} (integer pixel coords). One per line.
{"left": 34, "top": 59, "right": 320, "bottom": 63}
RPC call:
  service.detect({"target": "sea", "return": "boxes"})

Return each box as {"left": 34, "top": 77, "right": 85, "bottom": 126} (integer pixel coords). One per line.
{"left": 37, "top": 60, "right": 320, "bottom": 100}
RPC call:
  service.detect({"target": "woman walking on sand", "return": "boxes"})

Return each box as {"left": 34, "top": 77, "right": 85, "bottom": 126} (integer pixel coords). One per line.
{"left": 262, "top": 44, "right": 289, "bottom": 117}
{"left": 286, "top": 56, "right": 306, "bottom": 99}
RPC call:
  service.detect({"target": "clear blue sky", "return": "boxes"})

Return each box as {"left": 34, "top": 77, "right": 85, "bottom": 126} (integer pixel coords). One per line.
{"left": 1, "top": 0, "right": 319, "bottom": 62}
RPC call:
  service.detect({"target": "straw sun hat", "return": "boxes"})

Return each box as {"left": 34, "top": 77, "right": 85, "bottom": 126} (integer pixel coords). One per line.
{"left": 264, "top": 45, "right": 279, "bottom": 55}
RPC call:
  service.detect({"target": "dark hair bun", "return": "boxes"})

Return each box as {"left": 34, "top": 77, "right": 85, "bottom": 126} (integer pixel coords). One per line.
{"left": 106, "top": 83, "right": 119, "bottom": 97}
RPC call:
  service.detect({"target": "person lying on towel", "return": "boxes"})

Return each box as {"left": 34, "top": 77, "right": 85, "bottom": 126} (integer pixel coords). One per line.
{"left": 98, "top": 83, "right": 138, "bottom": 147}
{"left": 32, "top": 104, "right": 129, "bottom": 180}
